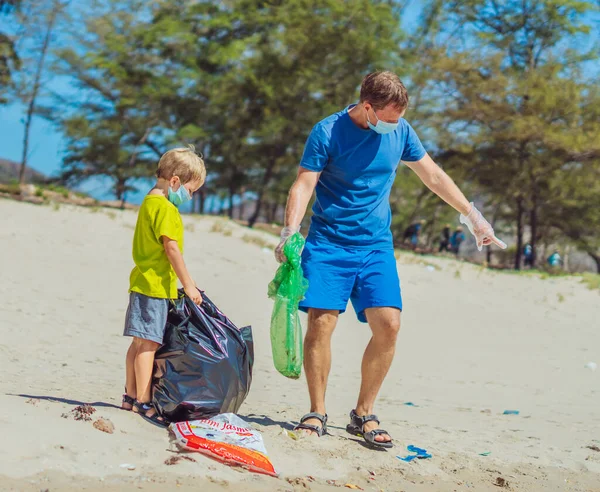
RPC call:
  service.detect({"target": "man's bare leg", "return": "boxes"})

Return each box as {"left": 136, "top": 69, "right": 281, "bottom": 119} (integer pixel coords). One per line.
{"left": 300, "top": 309, "right": 339, "bottom": 435}
{"left": 354, "top": 307, "right": 401, "bottom": 443}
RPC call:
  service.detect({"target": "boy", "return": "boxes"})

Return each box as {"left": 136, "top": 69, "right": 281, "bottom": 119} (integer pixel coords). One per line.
{"left": 121, "top": 146, "right": 206, "bottom": 426}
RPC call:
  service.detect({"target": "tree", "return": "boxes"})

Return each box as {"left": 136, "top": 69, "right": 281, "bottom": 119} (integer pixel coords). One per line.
{"left": 405, "top": 0, "right": 599, "bottom": 268}
{"left": 0, "top": 0, "right": 21, "bottom": 103}
{"left": 16, "top": 0, "right": 69, "bottom": 185}
{"left": 146, "top": 0, "right": 406, "bottom": 225}
{"left": 51, "top": 0, "right": 171, "bottom": 205}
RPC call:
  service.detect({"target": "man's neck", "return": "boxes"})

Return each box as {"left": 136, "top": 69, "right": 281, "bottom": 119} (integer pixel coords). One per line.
{"left": 348, "top": 102, "right": 369, "bottom": 129}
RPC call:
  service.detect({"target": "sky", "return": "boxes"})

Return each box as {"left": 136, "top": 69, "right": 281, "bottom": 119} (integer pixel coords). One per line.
{"left": 0, "top": 1, "right": 596, "bottom": 204}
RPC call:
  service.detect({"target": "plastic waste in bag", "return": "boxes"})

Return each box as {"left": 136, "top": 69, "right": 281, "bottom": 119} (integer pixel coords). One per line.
{"left": 267, "top": 233, "right": 308, "bottom": 379}
{"left": 169, "top": 413, "right": 277, "bottom": 476}
{"left": 153, "top": 291, "right": 254, "bottom": 422}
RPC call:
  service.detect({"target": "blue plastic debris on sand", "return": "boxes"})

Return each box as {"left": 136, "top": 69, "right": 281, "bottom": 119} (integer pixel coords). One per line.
{"left": 403, "top": 402, "right": 418, "bottom": 407}
{"left": 503, "top": 410, "right": 520, "bottom": 415}
{"left": 397, "top": 445, "right": 432, "bottom": 462}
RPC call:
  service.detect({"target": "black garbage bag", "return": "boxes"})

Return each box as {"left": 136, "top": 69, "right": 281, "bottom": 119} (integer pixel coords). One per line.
{"left": 152, "top": 290, "right": 254, "bottom": 423}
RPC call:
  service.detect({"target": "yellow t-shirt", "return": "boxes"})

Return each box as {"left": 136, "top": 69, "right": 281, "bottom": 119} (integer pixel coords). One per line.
{"left": 129, "top": 195, "right": 184, "bottom": 299}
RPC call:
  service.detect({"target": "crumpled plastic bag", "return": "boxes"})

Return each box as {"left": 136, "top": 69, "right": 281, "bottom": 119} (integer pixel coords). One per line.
{"left": 267, "top": 233, "right": 308, "bottom": 379}
{"left": 169, "top": 413, "right": 277, "bottom": 476}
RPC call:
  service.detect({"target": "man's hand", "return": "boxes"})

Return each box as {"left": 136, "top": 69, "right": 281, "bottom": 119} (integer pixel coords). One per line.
{"left": 184, "top": 285, "right": 203, "bottom": 305}
{"left": 460, "top": 203, "right": 507, "bottom": 251}
{"left": 275, "top": 226, "right": 298, "bottom": 263}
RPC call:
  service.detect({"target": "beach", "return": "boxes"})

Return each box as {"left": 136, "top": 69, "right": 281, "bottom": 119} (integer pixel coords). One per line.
{"left": 1, "top": 199, "right": 599, "bottom": 491}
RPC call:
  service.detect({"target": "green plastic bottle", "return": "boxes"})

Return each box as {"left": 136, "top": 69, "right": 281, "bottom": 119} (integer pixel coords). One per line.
{"left": 267, "top": 233, "right": 309, "bottom": 379}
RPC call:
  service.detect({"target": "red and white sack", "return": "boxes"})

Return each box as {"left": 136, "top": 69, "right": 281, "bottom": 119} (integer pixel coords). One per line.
{"left": 169, "top": 413, "right": 277, "bottom": 476}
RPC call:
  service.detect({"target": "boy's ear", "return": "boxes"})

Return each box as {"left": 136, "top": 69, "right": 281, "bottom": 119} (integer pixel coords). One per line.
{"left": 169, "top": 175, "right": 181, "bottom": 188}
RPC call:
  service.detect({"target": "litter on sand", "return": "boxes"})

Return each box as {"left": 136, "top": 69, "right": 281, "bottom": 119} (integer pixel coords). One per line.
{"left": 403, "top": 402, "right": 418, "bottom": 407}
{"left": 502, "top": 410, "right": 520, "bottom": 415}
{"left": 479, "top": 451, "right": 492, "bottom": 456}
{"left": 397, "top": 445, "right": 432, "bottom": 462}
{"left": 169, "top": 413, "right": 277, "bottom": 476}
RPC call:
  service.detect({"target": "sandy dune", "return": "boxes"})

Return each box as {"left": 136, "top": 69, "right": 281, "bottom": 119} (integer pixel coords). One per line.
{"left": 1, "top": 199, "right": 599, "bottom": 491}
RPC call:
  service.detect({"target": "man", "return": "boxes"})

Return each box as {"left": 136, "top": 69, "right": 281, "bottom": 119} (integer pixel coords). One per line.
{"left": 548, "top": 250, "right": 562, "bottom": 268}
{"left": 523, "top": 243, "right": 533, "bottom": 268}
{"left": 403, "top": 219, "right": 425, "bottom": 248}
{"left": 439, "top": 223, "right": 451, "bottom": 252}
{"left": 274, "top": 71, "right": 505, "bottom": 449}
{"left": 450, "top": 226, "right": 466, "bottom": 255}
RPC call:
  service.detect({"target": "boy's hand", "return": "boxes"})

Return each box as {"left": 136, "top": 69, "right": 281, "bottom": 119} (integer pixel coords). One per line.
{"left": 184, "top": 285, "right": 203, "bottom": 305}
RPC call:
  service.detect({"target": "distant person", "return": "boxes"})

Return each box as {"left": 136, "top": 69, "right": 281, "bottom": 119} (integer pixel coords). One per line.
{"left": 439, "top": 223, "right": 451, "bottom": 252}
{"left": 274, "top": 71, "right": 506, "bottom": 449}
{"left": 547, "top": 251, "right": 562, "bottom": 268}
{"left": 523, "top": 243, "right": 533, "bottom": 268}
{"left": 403, "top": 219, "right": 425, "bottom": 247}
{"left": 121, "top": 146, "right": 206, "bottom": 427}
{"left": 450, "top": 226, "right": 465, "bottom": 254}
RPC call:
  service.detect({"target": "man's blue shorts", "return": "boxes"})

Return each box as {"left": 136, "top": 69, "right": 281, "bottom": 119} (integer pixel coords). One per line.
{"left": 298, "top": 237, "right": 402, "bottom": 323}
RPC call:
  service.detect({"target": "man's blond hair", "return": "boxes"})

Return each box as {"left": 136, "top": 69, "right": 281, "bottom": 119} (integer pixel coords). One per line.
{"left": 156, "top": 145, "right": 206, "bottom": 185}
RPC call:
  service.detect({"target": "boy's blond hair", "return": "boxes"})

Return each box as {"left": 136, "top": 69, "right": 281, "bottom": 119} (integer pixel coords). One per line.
{"left": 156, "top": 145, "right": 206, "bottom": 185}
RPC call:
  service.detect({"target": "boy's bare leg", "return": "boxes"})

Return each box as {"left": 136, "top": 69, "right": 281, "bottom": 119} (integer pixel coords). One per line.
{"left": 123, "top": 341, "right": 138, "bottom": 409}
{"left": 132, "top": 338, "right": 161, "bottom": 415}
{"left": 354, "top": 307, "right": 400, "bottom": 443}
{"left": 300, "top": 309, "right": 339, "bottom": 435}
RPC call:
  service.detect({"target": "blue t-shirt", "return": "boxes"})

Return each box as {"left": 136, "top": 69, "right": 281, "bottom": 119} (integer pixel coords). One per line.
{"left": 300, "top": 105, "right": 426, "bottom": 249}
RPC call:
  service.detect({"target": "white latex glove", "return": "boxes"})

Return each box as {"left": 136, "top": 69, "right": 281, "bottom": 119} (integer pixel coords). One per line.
{"left": 274, "top": 226, "right": 299, "bottom": 263}
{"left": 459, "top": 203, "right": 507, "bottom": 251}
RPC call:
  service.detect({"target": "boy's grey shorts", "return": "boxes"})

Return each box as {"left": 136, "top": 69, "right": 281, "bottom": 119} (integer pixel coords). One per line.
{"left": 123, "top": 292, "right": 170, "bottom": 344}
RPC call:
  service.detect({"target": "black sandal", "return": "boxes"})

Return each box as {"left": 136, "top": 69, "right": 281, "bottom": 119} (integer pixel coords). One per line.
{"left": 294, "top": 412, "right": 328, "bottom": 437}
{"left": 122, "top": 386, "right": 135, "bottom": 410}
{"left": 346, "top": 409, "right": 393, "bottom": 449}
{"left": 133, "top": 400, "right": 168, "bottom": 428}
{"left": 122, "top": 393, "right": 135, "bottom": 409}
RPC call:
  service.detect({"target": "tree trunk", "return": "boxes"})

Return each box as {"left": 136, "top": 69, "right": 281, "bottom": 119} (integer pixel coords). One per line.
{"left": 238, "top": 186, "right": 246, "bottom": 220}
{"left": 19, "top": 2, "right": 59, "bottom": 185}
{"left": 197, "top": 189, "right": 205, "bottom": 214}
{"left": 486, "top": 204, "right": 500, "bottom": 265}
{"left": 514, "top": 197, "right": 524, "bottom": 270}
{"left": 529, "top": 190, "right": 539, "bottom": 268}
{"left": 248, "top": 160, "right": 276, "bottom": 228}
{"left": 227, "top": 183, "right": 235, "bottom": 219}
{"left": 115, "top": 178, "right": 126, "bottom": 209}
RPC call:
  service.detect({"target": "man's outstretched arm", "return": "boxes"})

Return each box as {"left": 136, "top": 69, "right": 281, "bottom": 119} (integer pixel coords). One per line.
{"left": 274, "top": 167, "right": 321, "bottom": 262}
{"left": 403, "top": 153, "right": 506, "bottom": 250}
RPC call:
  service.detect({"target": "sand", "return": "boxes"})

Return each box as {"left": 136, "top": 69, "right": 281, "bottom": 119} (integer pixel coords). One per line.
{"left": 1, "top": 199, "right": 599, "bottom": 492}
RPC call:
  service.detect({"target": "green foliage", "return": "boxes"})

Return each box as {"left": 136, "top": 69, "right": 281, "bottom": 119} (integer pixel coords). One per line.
{"left": 3, "top": 0, "right": 595, "bottom": 273}
{"left": 52, "top": 0, "right": 166, "bottom": 203}
{"left": 410, "top": 0, "right": 600, "bottom": 270}
{"left": 581, "top": 273, "right": 600, "bottom": 291}
{"left": 0, "top": 0, "right": 21, "bottom": 102}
